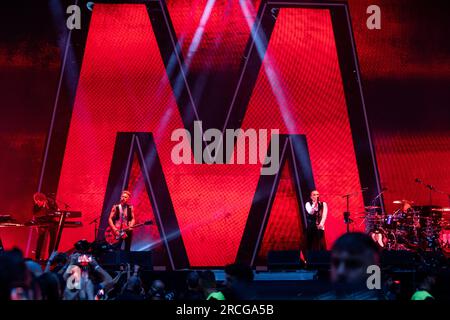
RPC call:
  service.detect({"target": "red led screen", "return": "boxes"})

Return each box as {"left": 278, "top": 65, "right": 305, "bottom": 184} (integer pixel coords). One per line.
{"left": 54, "top": 3, "right": 366, "bottom": 266}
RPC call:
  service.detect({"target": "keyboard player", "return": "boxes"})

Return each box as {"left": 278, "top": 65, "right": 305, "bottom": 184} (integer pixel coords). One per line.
{"left": 32, "top": 192, "right": 58, "bottom": 261}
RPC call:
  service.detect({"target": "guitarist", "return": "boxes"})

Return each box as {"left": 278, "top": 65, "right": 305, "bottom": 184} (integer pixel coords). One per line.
{"left": 108, "top": 190, "right": 135, "bottom": 251}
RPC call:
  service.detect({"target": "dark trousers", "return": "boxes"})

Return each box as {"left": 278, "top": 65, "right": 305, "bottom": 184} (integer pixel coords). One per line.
{"left": 115, "top": 232, "right": 133, "bottom": 251}
{"left": 306, "top": 225, "right": 326, "bottom": 254}
{"left": 35, "top": 224, "right": 57, "bottom": 260}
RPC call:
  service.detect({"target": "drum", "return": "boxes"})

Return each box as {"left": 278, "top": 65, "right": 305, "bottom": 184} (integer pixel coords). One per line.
{"left": 395, "top": 228, "right": 419, "bottom": 249}
{"left": 440, "top": 227, "right": 450, "bottom": 250}
{"left": 419, "top": 216, "right": 443, "bottom": 250}
{"left": 370, "top": 228, "right": 396, "bottom": 249}
{"left": 384, "top": 214, "right": 397, "bottom": 229}
{"left": 364, "top": 214, "right": 384, "bottom": 233}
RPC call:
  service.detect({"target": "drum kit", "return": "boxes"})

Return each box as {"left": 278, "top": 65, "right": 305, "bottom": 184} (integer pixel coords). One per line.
{"left": 360, "top": 200, "right": 450, "bottom": 252}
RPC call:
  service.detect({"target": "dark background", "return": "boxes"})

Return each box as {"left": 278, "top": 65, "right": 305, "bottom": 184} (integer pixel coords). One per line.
{"left": 0, "top": 0, "right": 449, "bottom": 220}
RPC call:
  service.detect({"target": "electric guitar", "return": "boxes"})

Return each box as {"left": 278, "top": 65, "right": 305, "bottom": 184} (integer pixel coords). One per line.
{"left": 104, "top": 220, "right": 153, "bottom": 245}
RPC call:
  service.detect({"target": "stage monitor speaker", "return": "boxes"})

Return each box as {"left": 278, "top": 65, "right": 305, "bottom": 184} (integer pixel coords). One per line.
{"left": 305, "top": 250, "right": 331, "bottom": 270}
{"left": 267, "top": 250, "right": 304, "bottom": 270}
{"left": 129, "top": 251, "right": 153, "bottom": 268}
{"left": 98, "top": 251, "right": 123, "bottom": 266}
{"left": 98, "top": 251, "right": 152, "bottom": 269}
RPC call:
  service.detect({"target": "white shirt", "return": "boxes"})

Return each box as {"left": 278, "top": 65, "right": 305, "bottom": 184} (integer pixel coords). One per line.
{"left": 305, "top": 201, "right": 328, "bottom": 230}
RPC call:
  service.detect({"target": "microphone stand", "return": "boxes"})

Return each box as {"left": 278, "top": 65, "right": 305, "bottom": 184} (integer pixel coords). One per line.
{"left": 415, "top": 179, "right": 450, "bottom": 206}
{"left": 370, "top": 189, "right": 386, "bottom": 212}
{"left": 429, "top": 185, "right": 450, "bottom": 207}
{"left": 416, "top": 179, "right": 432, "bottom": 205}
{"left": 89, "top": 216, "right": 101, "bottom": 240}
{"left": 341, "top": 188, "right": 368, "bottom": 233}
{"left": 343, "top": 193, "right": 352, "bottom": 233}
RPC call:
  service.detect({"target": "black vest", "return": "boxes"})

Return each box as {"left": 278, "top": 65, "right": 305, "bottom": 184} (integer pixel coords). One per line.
{"left": 112, "top": 204, "right": 133, "bottom": 223}
{"left": 306, "top": 201, "right": 323, "bottom": 226}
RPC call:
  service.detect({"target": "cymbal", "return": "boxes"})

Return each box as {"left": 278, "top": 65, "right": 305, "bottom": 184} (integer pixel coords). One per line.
{"left": 365, "top": 206, "right": 380, "bottom": 210}
{"left": 393, "top": 200, "right": 414, "bottom": 204}
{"left": 356, "top": 215, "right": 383, "bottom": 219}
{"left": 361, "top": 216, "right": 385, "bottom": 220}
{"left": 432, "top": 208, "right": 450, "bottom": 212}
{"left": 356, "top": 212, "right": 379, "bottom": 217}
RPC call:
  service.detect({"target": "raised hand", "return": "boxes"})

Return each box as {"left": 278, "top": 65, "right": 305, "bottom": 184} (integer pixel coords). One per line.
{"left": 133, "top": 264, "right": 140, "bottom": 275}
{"left": 48, "top": 251, "right": 58, "bottom": 263}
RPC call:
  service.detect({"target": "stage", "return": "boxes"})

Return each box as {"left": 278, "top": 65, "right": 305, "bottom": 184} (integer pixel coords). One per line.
{"left": 0, "top": 0, "right": 449, "bottom": 304}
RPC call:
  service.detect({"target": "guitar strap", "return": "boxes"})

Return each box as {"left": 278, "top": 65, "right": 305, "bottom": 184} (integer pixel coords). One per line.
{"left": 118, "top": 204, "right": 131, "bottom": 231}
{"left": 118, "top": 204, "right": 124, "bottom": 228}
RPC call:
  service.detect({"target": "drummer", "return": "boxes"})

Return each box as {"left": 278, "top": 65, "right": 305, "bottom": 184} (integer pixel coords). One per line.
{"left": 393, "top": 200, "right": 409, "bottom": 223}
{"left": 397, "top": 200, "right": 422, "bottom": 246}
{"left": 397, "top": 200, "right": 414, "bottom": 218}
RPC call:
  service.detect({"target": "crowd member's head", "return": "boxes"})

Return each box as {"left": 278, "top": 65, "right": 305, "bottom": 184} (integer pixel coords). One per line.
{"left": 180, "top": 271, "right": 203, "bottom": 300}
{"left": 411, "top": 271, "right": 437, "bottom": 300}
{"left": 186, "top": 271, "right": 200, "bottom": 290}
{"left": 223, "top": 263, "right": 255, "bottom": 300}
{"left": 199, "top": 271, "right": 216, "bottom": 291}
{"left": 0, "top": 249, "right": 40, "bottom": 300}
{"left": 382, "top": 275, "right": 401, "bottom": 300}
{"left": 224, "top": 263, "right": 254, "bottom": 289}
{"left": 74, "top": 239, "right": 91, "bottom": 254}
{"left": 200, "top": 271, "right": 225, "bottom": 300}
{"left": 147, "top": 280, "right": 166, "bottom": 300}
{"left": 38, "top": 272, "right": 63, "bottom": 300}
{"left": 330, "top": 232, "right": 380, "bottom": 289}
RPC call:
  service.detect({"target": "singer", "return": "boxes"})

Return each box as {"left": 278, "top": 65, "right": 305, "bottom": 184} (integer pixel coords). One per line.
{"left": 305, "top": 190, "right": 328, "bottom": 253}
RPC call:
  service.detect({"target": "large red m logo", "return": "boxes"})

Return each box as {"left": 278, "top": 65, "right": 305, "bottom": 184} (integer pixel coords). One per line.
{"left": 39, "top": 0, "right": 382, "bottom": 269}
